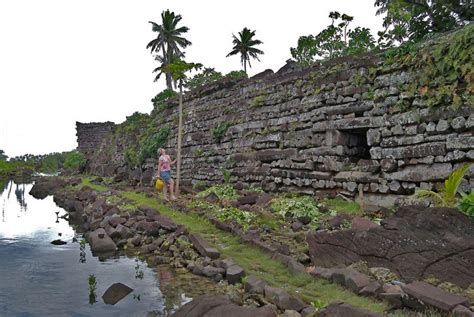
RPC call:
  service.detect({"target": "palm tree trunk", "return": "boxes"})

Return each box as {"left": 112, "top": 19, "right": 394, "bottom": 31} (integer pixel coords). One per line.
{"left": 161, "top": 44, "right": 173, "bottom": 91}
{"left": 165, "top": 74, "right": 173, "bottom": 90}
{"left": 244, "top": 58, "right": 247, "bottom": 74}
{"left": 175, "top": 82, "right": 183, "bottom": 196}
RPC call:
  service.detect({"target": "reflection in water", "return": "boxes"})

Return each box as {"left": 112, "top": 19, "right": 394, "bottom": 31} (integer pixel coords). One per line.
{"left": 15, "top": 183, "right": 27, "bottom": 211}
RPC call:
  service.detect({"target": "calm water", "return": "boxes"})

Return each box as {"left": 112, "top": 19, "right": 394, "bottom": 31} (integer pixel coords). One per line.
{"left": 0, "top": 179, "right": 204, "bottom": 317}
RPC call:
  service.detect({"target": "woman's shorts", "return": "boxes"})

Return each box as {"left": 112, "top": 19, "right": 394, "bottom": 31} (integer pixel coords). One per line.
{"left": 160, "top": 171, "right": 172, "bottom": 183}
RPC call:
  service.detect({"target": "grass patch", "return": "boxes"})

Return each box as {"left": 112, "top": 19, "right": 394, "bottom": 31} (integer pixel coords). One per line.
{"left": 320, "top": 198, "right": 361, "bottom": 215}
{"left": 80, "top": 177, "right": 108, "bottom": 192}
{"left": 120, "top": 191, "right": 387, "bottom": 313}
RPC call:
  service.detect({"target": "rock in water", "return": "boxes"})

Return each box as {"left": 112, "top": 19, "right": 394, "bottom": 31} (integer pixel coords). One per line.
{"left": 50, "top": 239, "right": 67, "bottom": 245}
{"left": 102, "top": 283, "right": 133, "bottom": 305}
{"left": 86, "top": 228, "right": 117, "bottom": 253}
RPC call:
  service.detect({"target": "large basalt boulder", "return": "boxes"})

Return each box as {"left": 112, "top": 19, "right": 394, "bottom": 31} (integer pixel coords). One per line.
{"left": 102, "top": 282, "right": 133, "bottom": 305}
{"left": 29, "top": 177, "right": 67, "bottom": 199}
{"left": 307, "top": 206, "right": 474, "bottom": 287}
{"left": 172, "top": 295, "right": 276, "bottom": 317}
{"left": 86, "top": 228, "right": 117, "bottom": 253}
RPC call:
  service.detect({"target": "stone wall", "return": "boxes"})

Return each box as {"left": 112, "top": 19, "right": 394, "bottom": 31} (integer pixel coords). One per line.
{"left": 77, "top": 28, "right": 473, "bottom": 207}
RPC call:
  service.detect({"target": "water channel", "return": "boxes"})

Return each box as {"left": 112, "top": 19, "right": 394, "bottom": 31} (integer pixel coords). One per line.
{"left": 0, "top": 179, "right": 215, "bottom": 317}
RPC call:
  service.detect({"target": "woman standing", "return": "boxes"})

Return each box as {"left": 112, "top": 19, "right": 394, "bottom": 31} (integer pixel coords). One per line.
{"left": 157, "top": 148, "right": 177, "bottom": 201}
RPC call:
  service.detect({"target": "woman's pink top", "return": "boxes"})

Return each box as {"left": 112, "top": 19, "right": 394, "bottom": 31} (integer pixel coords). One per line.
{"left": 159, "top": 155, "right": 171, "bottom": 171}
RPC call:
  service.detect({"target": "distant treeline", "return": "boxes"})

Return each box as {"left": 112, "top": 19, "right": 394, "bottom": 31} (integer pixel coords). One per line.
{"left": 0, "top": 150, "right": 86, "bottom": 175}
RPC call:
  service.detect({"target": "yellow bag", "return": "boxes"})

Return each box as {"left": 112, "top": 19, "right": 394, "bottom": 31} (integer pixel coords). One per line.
{"left": 155, "top": 179, "right": 164, "bottom": 191}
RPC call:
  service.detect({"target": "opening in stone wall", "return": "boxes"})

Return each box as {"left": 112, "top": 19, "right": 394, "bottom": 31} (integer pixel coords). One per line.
{"left": 343, "top": 128, "right": 371, "bottom": 160}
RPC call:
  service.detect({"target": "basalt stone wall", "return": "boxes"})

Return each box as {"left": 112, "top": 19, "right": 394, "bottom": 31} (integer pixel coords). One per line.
{"left": 77, "top": 29, "right": 474, "bottom": 207}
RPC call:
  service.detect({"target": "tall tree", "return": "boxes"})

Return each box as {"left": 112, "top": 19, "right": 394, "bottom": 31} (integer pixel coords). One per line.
{"left": 375, "top": 0, "right": 473, "bottom": 42}
{"left": 162, "top": 60, "right": 202, "bottom": 195}
{"left": 0, "top": 150, "right": 7, "bottom": 161}
{"left": 226, "top": 27, "right": 264, "bottom": 74}
{"left": 147, "top": 10, "right": 192, "bottom": 90}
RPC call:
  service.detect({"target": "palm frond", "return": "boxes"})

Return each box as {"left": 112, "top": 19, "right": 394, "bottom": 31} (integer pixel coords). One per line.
{"left": 415, "top": 190, "right": 445, "bottom": 206}
{"left": 443, "top": 163, "right": 471, "bottom": 206}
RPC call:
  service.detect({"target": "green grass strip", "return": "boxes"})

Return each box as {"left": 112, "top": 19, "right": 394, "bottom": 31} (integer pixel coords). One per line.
{"left": 121, "top": 191, "right": 388, "bottom": 313}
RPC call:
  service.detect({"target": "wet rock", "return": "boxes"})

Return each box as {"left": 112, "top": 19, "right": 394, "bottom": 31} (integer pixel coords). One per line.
{"left": 264, "top": 285, "right": 305, "bottom": 312}
{"left": 307, "top": 206, "right": 474, "bottom": 287}
{"left": 87, "top": 228, "right": 117, "bottom": 253}
{"left": 319, "top": 301, "right": 382, "bottom": 317}
{"left": 102, "top": 282, "right": 133, "bottom": 305}
{"left": 29, "top": 178, "right": 66, "bottom": 199}
{"left": 50, "top": 239, "right": 67, "bottom": 245}
{"left": 189, "top": 233, "right": 220, "bottom": 259}
{"left": 401, "top": 281, "right": 469, "bottom": 312}
{"left": 152, "top": 256, "right": 171, "bottom": 265}
{"left": 172, "top": 295, "right": 277, "bottom": 317}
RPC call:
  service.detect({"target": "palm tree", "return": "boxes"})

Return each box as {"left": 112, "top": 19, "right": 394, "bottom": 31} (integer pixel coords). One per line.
{"left": 162, "top": 59, "right": 202, "bottom": 196}
{"left": 226, "top": 27, "right": 264, "bottom": 74}
{"left": 147, "top": 10, "right": 192, "bottom": 90}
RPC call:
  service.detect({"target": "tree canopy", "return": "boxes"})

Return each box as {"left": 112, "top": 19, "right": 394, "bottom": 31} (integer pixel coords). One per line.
{"left": 147, "top": 10, "right": 192, "bottom": 90}
{"left": 227, "top": 27, "right": 264, "bottom": 74}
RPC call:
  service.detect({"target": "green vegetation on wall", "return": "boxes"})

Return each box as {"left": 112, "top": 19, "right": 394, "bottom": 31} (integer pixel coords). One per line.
{"left": 64, "top": 151, "right": 87, "bottom": 171}
{"left": 211, "top": 122, "right": 232, "bottom": 143}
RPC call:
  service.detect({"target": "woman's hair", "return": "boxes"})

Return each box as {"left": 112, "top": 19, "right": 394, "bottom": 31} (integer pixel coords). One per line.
{"left": 158, "top": 148, "right": 164, "bottom": 155}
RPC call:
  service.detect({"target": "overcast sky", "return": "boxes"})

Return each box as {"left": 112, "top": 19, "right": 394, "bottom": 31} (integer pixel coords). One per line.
{"left": 0, "top": 0, "right": 384, "bottom": 157}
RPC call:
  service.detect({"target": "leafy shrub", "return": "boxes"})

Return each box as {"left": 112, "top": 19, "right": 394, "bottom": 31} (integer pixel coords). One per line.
{"left": 211, "top": 122, "right": 232, "bottom": 143}
{"left": 124, "top": 147, "right": 139, "bottom": 167}
{"left": 151, "top": 89, "right": 177, "bottom": 113}
{"left": 215, "top": 207, "right": 256, "bottom": 231}
{"left": 138, "top": 126, "right": 170, "bottom": 165}
{"left": 458, "top": 189, "right": 474, "bottom": 217}
{"left": 271, "top": 196, "right": 320, "bottom": 220}
{"left": 186, "top": 68, "right": 224, "bottom": 90}
{"left": 196, "top": 184, "right": 238, "bottom": 200}
{"left": 225, "top": 70, "right": 247, "bottom": 80}
{"left": 222, "top": 169, "right": 231, "bottom": 184}
{"left": 250, "top": 95, "right": 266, "bottom": 108}
{"left": 64, "top": 151, "right": 87, "bottom": 170}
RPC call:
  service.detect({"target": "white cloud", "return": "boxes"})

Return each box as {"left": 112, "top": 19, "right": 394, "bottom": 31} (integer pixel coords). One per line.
{"left": 0, "top": 0, "right": 384, "bottom": 157}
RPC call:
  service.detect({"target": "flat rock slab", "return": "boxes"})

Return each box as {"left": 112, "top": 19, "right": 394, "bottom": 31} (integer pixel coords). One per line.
{"left": 102, "top": 283, "right": 133, "bottom": 305}
{"left": 172, "top": 295, "right": 276, "bottom": 317}
{"left": 307, "top": 206, "right": 474, "bottom": 287}
{"left": 189, "top": 233, "right": 220, "bottom": 259}
{"left": 319, "top": 301, "right": 383, "bottom": 317}
{"left": 401, "top": 281, "right": 469, "bottom": 312}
